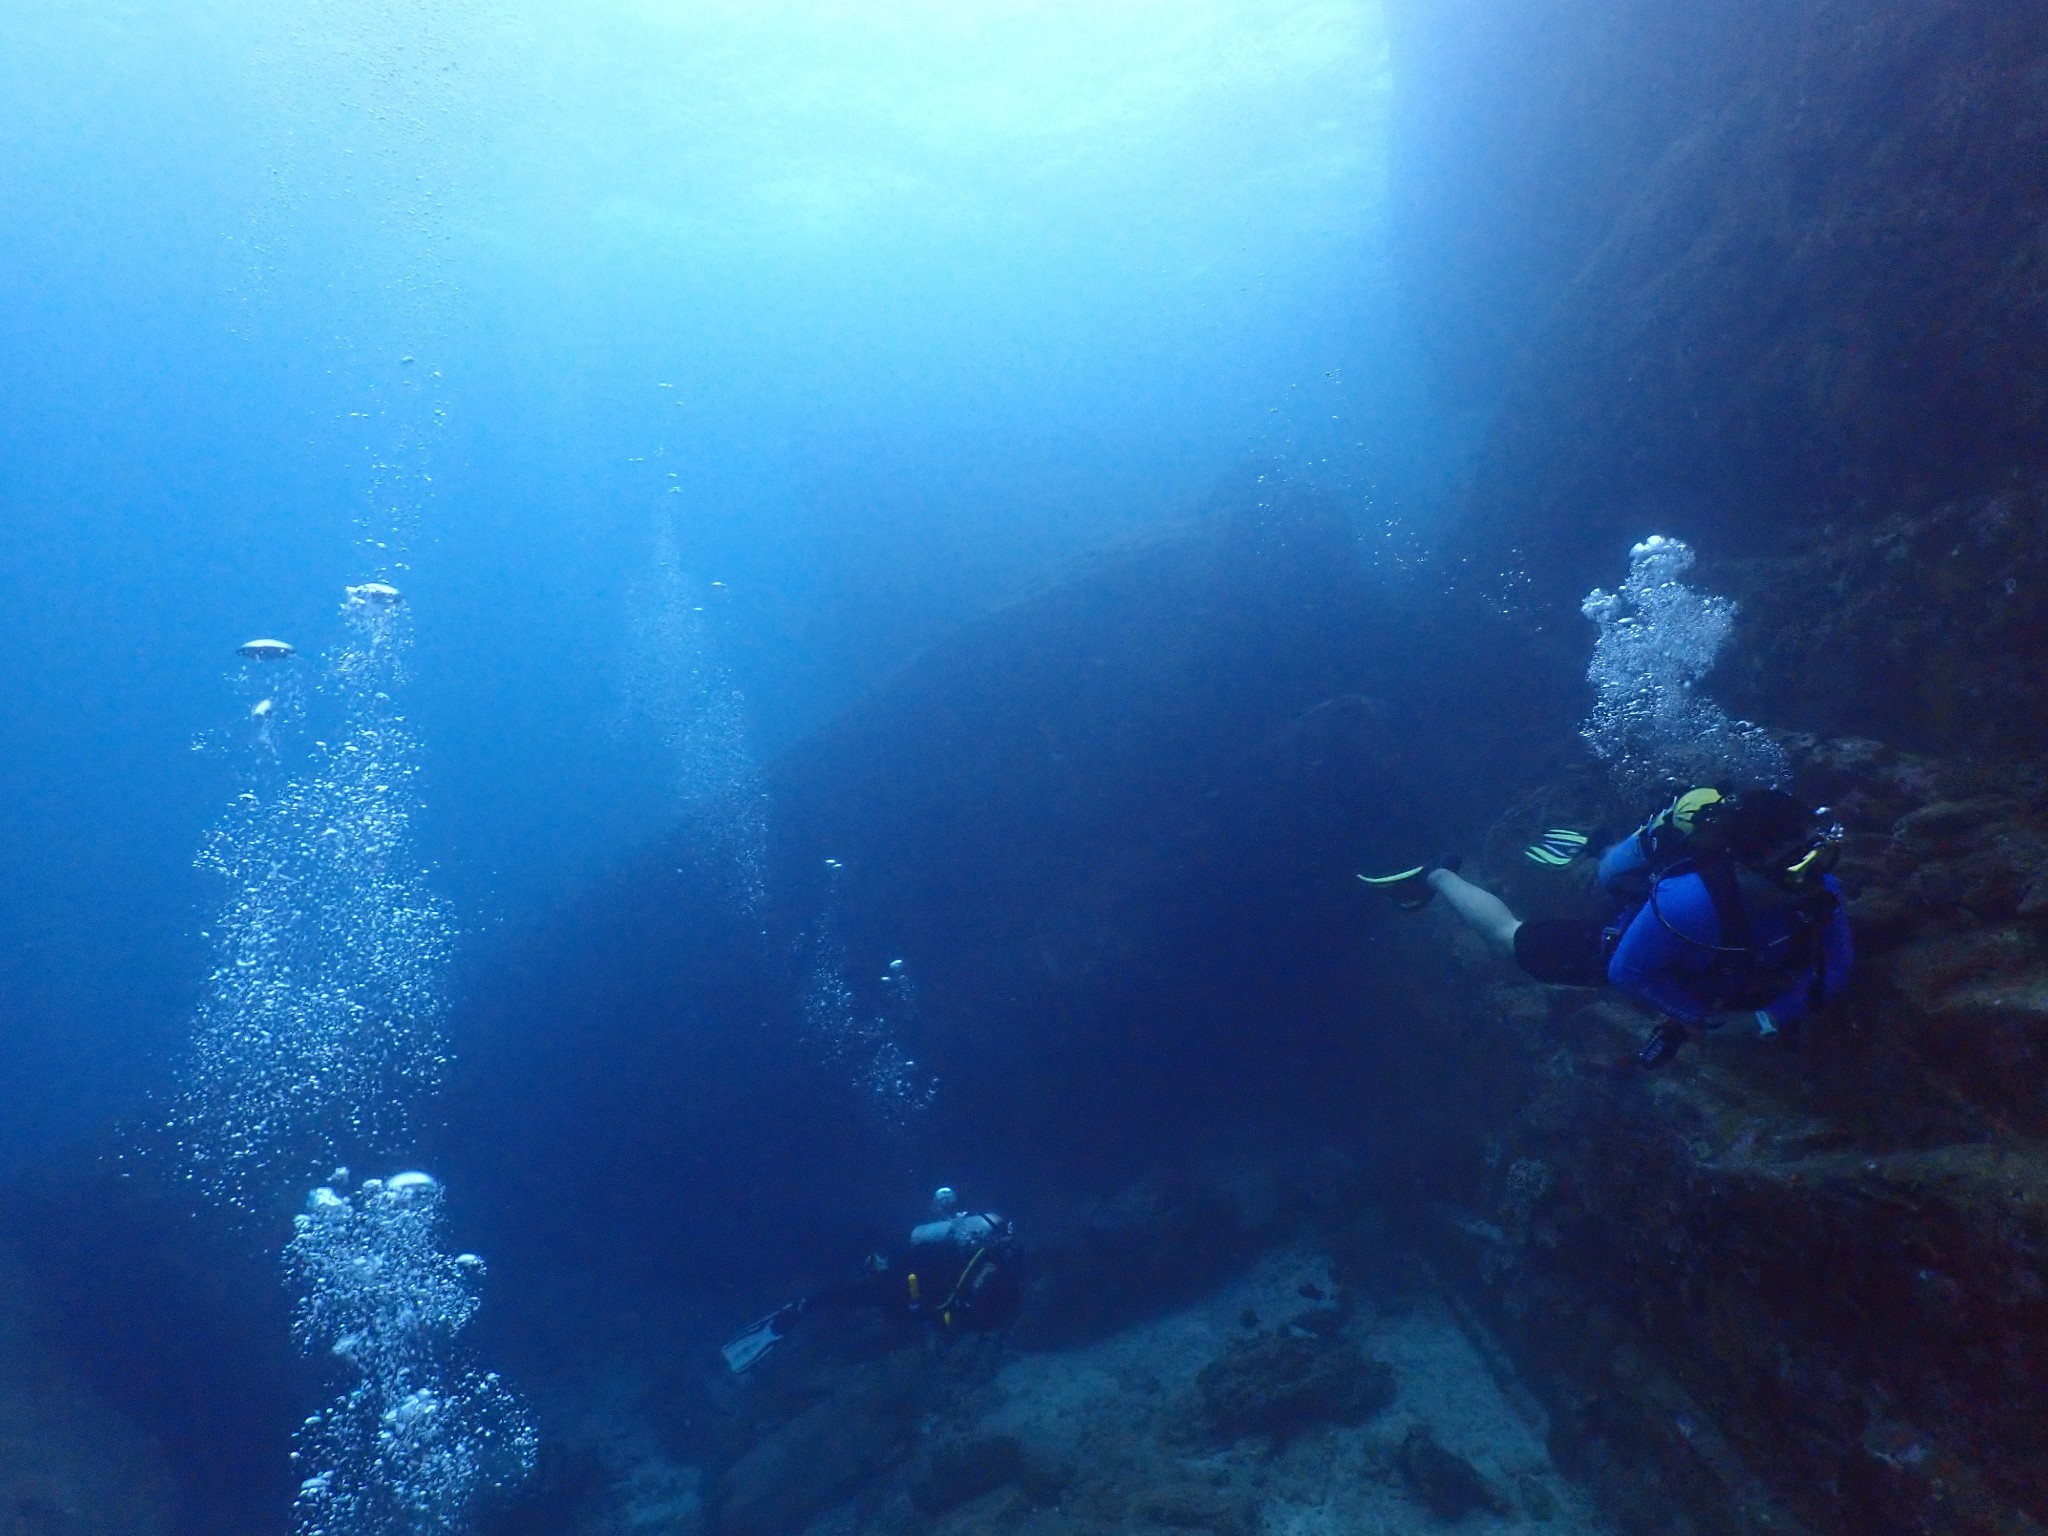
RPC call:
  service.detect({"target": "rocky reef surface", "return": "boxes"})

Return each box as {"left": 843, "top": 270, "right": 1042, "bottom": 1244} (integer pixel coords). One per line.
{"left": 496, "top": 1182, "right": 1616, "bottom": 1536}
{"left": 1389, "top": 0, "right": 2048, "bottom": 755}
{"left": 1393, "top": 0, "right": 2048, "bottom": 607}
{"left": 1360, "top": 737, "right": 2048, "bottom": 1536}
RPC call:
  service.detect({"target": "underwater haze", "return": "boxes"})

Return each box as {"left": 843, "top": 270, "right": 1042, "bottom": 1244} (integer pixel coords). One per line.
{"left": 9, "top": 1, "right": 2029, "bottom": 1533}
{"left": 0, "top": 0, "right": 1407, "bottom": 1165}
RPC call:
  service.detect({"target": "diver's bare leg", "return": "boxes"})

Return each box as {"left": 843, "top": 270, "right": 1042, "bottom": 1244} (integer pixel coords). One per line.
{"left": 1427, "top": 869, "right": 1521, "bottom": 955}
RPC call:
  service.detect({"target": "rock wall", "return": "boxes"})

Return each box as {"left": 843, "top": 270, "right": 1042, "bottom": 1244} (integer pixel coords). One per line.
{"left": 1371, "top": 2, "right": 2048, "bottom": 1530}
{"left": 1389, "top": 0, "right": 2048, "bottom": 754}
{"left": 1364, "top": 740, "right": 2048, "bottom": 1535}
{"left": 748, "top": 480, "right": 1591, "bottom": 1187}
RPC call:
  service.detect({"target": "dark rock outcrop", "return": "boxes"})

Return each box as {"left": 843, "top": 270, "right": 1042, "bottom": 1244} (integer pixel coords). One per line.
{"left": 1364, "top": 737, "right": 2048, "bottom": 1536}
{"left": 754, "top": 483, "right": 1570, "bottom": 1170}
{"left": 1429, "top": 0, "right": 2048, "bottom": 569}
{"left": 1015, "top": 1167, "right": 1295, "bottom": 1350}
{"left": 908, "top": 1435, "right": 1027, "bottom": 1516}
{"left": 1391, "top": 0, "right": 2048, "bottom": 754}
{"left": 1712, "top": 499, "right": 2048, "bottom": 759}
{"left": 1191, "top": 1328, "right": 1394, "bottom": 1445}
{"left": 447, "top": 483, "right": 1576, "bottom": 1306}
{"left": 710, "top": 1353, "right": 931, "bottom": 1536}
{"left": 1395, "top": 1425, "right": 1511, "bottom": 1522}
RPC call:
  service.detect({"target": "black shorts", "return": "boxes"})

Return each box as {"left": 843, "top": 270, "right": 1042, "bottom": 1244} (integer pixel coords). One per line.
{"left": 1512, "top": 918, "right": 1612, "bottom": 988}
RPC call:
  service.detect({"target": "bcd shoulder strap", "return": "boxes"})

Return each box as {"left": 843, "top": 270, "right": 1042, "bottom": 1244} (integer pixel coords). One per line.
{"left": 1652, "top": 856, "right": 1820, "bottom": 1011}
{"left": 1695, "top": 857, "right": 1754, "bottom": 953}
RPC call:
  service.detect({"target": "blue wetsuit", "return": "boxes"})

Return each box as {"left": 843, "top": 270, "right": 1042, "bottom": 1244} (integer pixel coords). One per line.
{"left": 1596, "top": 832, "right": 1853, "bottom": 1028}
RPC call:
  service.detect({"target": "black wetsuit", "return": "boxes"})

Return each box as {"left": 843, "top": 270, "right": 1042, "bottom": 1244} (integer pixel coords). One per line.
{"left": 806, "top": 1214, "right": 1021, "bottom": 1334}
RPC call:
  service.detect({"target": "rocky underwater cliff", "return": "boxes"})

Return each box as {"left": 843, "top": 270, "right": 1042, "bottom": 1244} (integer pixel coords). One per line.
{"left": 7, "top": 1, "right": 2048, "bottom": 1534}
{"left": 447, "top": 0, "right": 2048, "bottom": 1532}
{"left": 481, "top": 553, "right": 2048, "bottom": 1536}
{"left": 1359, "top": 0, "right": 2048, "bottom": 1530}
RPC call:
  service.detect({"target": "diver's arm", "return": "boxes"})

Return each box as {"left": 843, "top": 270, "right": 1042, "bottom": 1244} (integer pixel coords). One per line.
{"left": 1760, "top": 890, "right": 1856, "bottom": 1027}
{"left": 1821, "top": 892, "right": 1855, "bottom": 998}
{"left": 1757, "top": 979, "right": 1809, "bottom": 1029}
{"left": 1607, "top": 900, "right": 1714, "bottom": 1025}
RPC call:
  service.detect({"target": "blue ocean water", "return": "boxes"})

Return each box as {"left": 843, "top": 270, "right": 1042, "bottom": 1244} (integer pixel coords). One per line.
{"left": 1, "top": 5, "right": 1465, "bottom": 1531}
{"left": 0, "top": 0, "right": 1420, "bottom": 1158}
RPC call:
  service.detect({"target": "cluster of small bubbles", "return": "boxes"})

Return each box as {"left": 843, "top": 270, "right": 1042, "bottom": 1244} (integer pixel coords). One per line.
{"left": 1580, "top": 535, "right": 1788, "bottom": 798}
{"left": 1358, "top": 513, "right": 1431, "bottom": 582}
{"left": 626, "top": 516, "right": 769, "bottom": 915}
{"left": 800, "top": 867, "right": 938, "bottom": 1133}
{"left": 868, "top": 958, "right": 938, "bottom": 1129}
{"left": 333, "top": 583, "right": 414, "bottom": 692}
{"left": 1492, "top": 558, "right": 1535, "bottom": 617}
{"left": 879, "top": 957, "right": 915, "bottom": 1007}
{"left": 236, "top": 656, "right": 309, "bottom": 762}
{"left": 863, "top": 1040, "right": 941, "bottom": 1134}
{"left": 1250, "top": 370, "right": 1376, "bottom": 501}
{"left": 171, "top": 596, "right": 451, "bottom": 1208}
{"left": 287, "top": 1171, "right": 536, "bottom": 1536}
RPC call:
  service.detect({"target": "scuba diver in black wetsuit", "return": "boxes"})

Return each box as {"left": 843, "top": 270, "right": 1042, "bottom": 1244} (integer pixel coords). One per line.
{"left": 1362, "top": 788, "right": 1854, "bottom": 1069}
{"left": 721, "top": 1186, "right": 1023, "bottom": 1373}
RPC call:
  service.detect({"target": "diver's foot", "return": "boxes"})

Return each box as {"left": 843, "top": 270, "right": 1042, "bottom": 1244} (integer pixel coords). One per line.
{"left": 1638, "top": 1023, "right": 1688, "bottom": 1070}
{"left": 1359, "top": 864, "right": 1434, "bottom": 910}
{"left": 1358, "top": 854, "right": 1463, "bottom": 910}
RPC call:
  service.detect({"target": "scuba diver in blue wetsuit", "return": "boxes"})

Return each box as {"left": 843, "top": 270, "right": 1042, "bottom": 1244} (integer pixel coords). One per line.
{"left": 1362, "top": 788, "right": 1853, "bottom": 1069}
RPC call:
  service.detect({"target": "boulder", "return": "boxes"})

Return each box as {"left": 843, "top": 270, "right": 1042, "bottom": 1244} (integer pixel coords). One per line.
{"left": 1191, "top": 1327, "right": 1394, "bottom": 1444}
{"left": 908, "top": 1435, "right": 1026, "bottom": 1515}
{"left": 1395, "top": 1426, "right": 1511, "bottom": 1521}
{"left": 710, "top": 1354, "right": 928, "bottom": 1536}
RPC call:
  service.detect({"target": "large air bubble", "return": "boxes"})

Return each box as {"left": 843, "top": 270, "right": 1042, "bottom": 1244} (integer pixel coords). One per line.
{"left": 287, "top": 1171, "right": 535, "bottom": 1536}
{"left": 172, "top": 595, "right": 452, "bottom": 1207}
{"left": 1580, "top": 535, "right": 1786, "bottom": 797}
